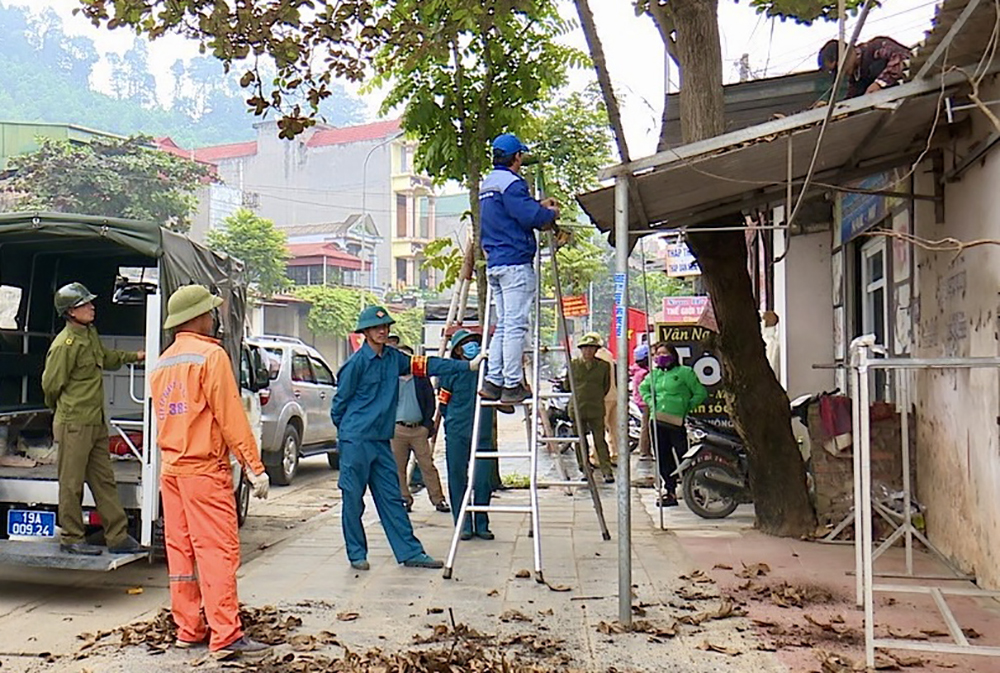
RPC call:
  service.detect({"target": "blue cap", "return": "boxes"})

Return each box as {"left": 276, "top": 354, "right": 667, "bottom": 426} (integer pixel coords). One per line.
{"left": 633, "top": 343, "right": 649, "bottom": 361}
{"left": 492, "top": 133, "right": 529, "bottom": 157}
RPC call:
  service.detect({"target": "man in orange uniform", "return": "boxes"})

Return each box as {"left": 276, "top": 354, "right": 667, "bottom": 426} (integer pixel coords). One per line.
{"left": 149, "top": 285, "right": 271, "bottom": 656}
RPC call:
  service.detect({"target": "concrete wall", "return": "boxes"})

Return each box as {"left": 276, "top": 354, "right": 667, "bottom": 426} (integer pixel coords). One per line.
{"left": 911, "top": 75, "right": 1000, "bottom": 588}
{"left": 257, "top": 301, "right": 349, "bottom": 373}
{"left": 784, "top": 231, "right": 835, "bottom": 398}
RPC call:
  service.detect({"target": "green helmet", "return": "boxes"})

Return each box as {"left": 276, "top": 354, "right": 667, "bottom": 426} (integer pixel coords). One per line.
{"left": 54, "top": 282, "right": 97, "bottom": 316}
{"left": 355, "top": 305, "right": 395, "bottom": 333}
{"left": 449, "top": 328, "right": 479, "bottom": 352}
{"left": 163, "top": 285, "right": 223, "bottom": 330}
{"left": 579, "top": 332, "right": 604, "bottom": 348}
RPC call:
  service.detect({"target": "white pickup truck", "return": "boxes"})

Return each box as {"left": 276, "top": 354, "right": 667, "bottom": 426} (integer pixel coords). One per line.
{"left": 0, "top": 213, "right": 261, "bottom": 571}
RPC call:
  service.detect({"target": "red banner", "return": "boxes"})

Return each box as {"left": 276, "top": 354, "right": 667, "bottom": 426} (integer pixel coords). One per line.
{"left": 607, "top": 307, "right": 648, "bottom": 364}
{"left": 561, "top": 294, "right": 589, "bottom": 317}
{"left": 348, "top": 333, "right": 364, "bottom": 353}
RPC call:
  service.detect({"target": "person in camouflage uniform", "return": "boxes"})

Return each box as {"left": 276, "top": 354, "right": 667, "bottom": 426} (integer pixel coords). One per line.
{"left": 41, "top": 282, "right": 145, "bottom": 556}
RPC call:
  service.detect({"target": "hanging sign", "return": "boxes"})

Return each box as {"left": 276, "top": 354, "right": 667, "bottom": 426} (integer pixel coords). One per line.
{"left": 662, "top": 296, "right": 709, "bottom": 323}
{"left": 665, "top": 242, "right": 700, "bottom": 277}
{"left": 561, "top": 294, "right": 589, "bottom": 317}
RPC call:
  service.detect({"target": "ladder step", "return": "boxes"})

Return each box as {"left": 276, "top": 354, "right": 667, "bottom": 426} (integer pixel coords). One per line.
{"left": 537, "top": 345, "right": 567, "bottom": 351}
{"left": 539, "top": 298, "right": 557, "bottom": 305}
{"left": 474, "top": 451, "right": 532, "bottom": 459}
{"left": 538, "top": 392, "right": 571, "bottom": 399}
{"left": 538, "top": 437, "right": 581, "bottom": 443}
{"left": 482, "top": 400, "right": 531, "bottom": 407}
{"left": 538, "top": 480, "right": 589, "bottom": 488}
{"left": 466, "top": 505, "right": 533, "bottom": 513}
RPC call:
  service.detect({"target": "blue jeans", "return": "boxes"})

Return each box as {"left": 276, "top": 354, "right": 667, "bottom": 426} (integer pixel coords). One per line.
{"left": 486, "top": 263, "right": 535, "bottom": 388}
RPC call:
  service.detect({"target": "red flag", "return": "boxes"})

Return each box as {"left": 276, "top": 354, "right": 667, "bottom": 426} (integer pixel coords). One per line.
{"left": 608, "top": 307, "right": 648, "bottom": 364}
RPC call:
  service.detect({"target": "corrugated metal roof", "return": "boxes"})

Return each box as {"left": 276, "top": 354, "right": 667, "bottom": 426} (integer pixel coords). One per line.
{"left": 911, "top": 0, "right": 999, "bottom": 74}
{"left": 580, "top": 71, "right": 968, "bottom": 233}
{"left": 192, "top": 140, "right": 258, "bottom": 162}
{"left": 306, "top": 119, "right": 402, "bottom": 148}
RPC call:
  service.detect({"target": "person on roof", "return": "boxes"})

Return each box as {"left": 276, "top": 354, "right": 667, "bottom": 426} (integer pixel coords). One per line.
{"left": 437, "top": 329, "right": 497, "bottom": 541}
{"left": 818, "top": 36, "right": 911, "bottom": 99}
{"left": 41, "top": 282, "right": 145, "bottom": 557}
{"left": 149, "top": 285, "right": 271, "bottom": 657}
{"left": 331, "top": 306, "right": 482, "bottom": 571}
{"left": 479, "top": 132, "right": 561, "bottom": 406}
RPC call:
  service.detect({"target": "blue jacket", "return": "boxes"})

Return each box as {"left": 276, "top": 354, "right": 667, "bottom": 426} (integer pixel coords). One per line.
{"left": 331, "top": 343, "right": 468, "bottom": 441}
{"left": 480, "top": 166, "right": 557, "bottom": 267}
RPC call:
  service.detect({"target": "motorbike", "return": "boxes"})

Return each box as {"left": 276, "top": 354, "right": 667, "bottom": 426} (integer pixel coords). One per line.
{"left": 546, "top": 372, "right": 575, "bottom": 454}
{"left": 675, "top": 391, "right": 835, "bottom": 519}
{"left": 676, "top": 417, "right": 751, "bottom": 519}
{"left": 628, "top": 399, "right": 643, "bottom": 451}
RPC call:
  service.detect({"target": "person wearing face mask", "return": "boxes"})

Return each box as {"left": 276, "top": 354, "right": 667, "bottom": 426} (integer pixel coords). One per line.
{"left": 437, "top": 329, "right": 496, "bottom": 540}
{"left": 639, "top": 343, "right": 707, "bottom": 507}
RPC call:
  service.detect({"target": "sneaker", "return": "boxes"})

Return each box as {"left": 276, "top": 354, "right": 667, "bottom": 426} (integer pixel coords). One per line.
{"left": 500, "top": 383, "right": 530, "bottom": 405}
{"left": 108, "top": 535, "right": 148, "bottom": 554}
{"left": 479, "top": 380, "right": 502, "bottom": 401}
{"left": 403, "top": 553, "right": 444, "bottom": 569}
{"left": 497, "top": 403, "right": 516, "bottom": 415}
{"left": 60, "top": 542, "right": 104, "bottom": 556}
{"left": 460, "top": 530, "right": 473, "bottom": 541}
{"left": 218, "top": 636, "right": 271, "bottom": 657}
{"left": 603, "top": 475, "right": 615, "bottom": 484}
{"left": 435, "top": 501, "right": 451, "bottom": 513}
{"left": 175, "top": 637, "right": 208, "bottom": 649}
{"left": 350, "top": 559, "right": 370, "bottom": 571}
{"left": 657, "top": 494, "right": 679, "bottom": 508}
{"left": 475, "top": 530, "right": 496, "bottom": 541}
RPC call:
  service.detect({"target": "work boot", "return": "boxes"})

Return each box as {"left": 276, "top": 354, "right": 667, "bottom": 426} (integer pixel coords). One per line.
{"left": 435, "top": 501, "right": 451, "bottom": 513}
{"left": 403, "top": 553, "right": 444, "bottom": 569}
{"left": 603, "top": 475, "right": 615, "bottom": 484}
{"left": 500, "top": 383, "right": 530, "bottom": 405}
{"left": 219, "top": 636, "right": 271, "bottom": 657}
{"left": 109, "top": 535, "right": 148, "bottom": 554}
{"left": 479, "top": 380, "right": 502, "bottom": 401}
{"left": 350, "top": 559, "right": 370, "bottom": 571}
{"left": 460, "top": 529, "right": 473, "bottom": 541}
{"left": 60, "top": 541, "right": 104, "bottom": 556}
{"left": 475, "top": 530, "right": 496, "bottom": 541}
{"left": 175, "top": 636, "right": 209, "bottom": 649}
{"left": 657, "top": 493, "right": 679, "bottom": 508}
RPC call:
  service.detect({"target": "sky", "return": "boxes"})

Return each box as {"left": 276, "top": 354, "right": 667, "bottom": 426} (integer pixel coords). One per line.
{"left": 12, "top": 0, "right": 940, "bottom": 159}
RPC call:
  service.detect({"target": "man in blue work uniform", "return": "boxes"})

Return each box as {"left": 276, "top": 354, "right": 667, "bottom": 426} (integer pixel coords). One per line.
{"left": 331, "top": 306, "right": 482, "bottom": 571}
{"left": 438, "top": 329, "right": 496, "bottom": 541}
{"left": 479, "top": 132, "right": 560, "bottom": 405}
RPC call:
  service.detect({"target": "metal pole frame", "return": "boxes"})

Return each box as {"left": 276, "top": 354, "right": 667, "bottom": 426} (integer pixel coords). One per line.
{"left": 849, "top": 339, "right": 1000, "bottom": 667}
{"left": 614, "top": 176, "right": 632, "bottom": 625}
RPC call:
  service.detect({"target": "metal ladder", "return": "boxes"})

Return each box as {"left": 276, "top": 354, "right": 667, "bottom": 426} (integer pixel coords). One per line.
{"left": 443, "top": 231, "right": 611, "bottom": 583}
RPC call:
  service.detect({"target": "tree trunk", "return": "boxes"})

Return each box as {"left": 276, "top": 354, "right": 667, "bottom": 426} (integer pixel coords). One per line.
{"left": 686, "top": 224, "right": 815, "bottom": 536}
{"left": 467, "top": 165, "right": 486, "bottom": 322}
{"left": 651, "top": 0, "right": 817, "bottom": 536}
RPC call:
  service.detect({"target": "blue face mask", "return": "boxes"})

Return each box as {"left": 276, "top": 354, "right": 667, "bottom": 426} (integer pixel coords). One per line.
{"left": 461, "top": 341, "right": 480, "bottom": 359}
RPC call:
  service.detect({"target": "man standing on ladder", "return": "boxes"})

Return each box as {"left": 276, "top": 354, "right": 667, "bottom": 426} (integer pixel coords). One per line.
{"left": 331, "top": 306, "right": 482, "bottom": 571}
{"left": 479, "top": 132, "right": 561, "bottom": 405}
{"left": 571, "top": 333, "right": 615, "bottom": 484}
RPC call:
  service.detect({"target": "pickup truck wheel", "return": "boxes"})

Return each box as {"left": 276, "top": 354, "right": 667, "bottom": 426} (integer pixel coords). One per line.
{"left": 327, "top": 450, "right": 340, "bottom": 471}
{"left": 236, "top": 473, "right": 250, "bottom": 527}
{"left": 267, "top": 425, "right": 300, "bottom": 486}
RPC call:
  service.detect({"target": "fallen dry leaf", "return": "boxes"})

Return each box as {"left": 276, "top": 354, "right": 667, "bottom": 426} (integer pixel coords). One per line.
{"left": 679, "top": 599, "right": 745, "bottom": 626}
{"left": 126, "top": 587, "right": 143, "bottom": 595}
{"left": 963, "top": 627, "right": 982, "bottom": 639}
{"left": 500, "top": 610, "right": 532, "bottom": 623}
{"left": 712, "top": 563, "right": 733, "bottom": 570}
{"left": 679, "top": 570, "right": 715, "bottom": 584}
{"left": 546, "top": 582, "right": 572, "bottom": 592}
{"left": 336, "top": 612, "right": 359, "bottom": 622}
{"left": 696, "top": 640, "right": 742, "bottom": 656}
{"left": 426, "top": 607, "right": 443, "bottom": 615}
{"left": 736, "top": 562, "right": 771, "bottom": 579}
{"left": 514, "top": 569, "right": 531, "bottom": 579}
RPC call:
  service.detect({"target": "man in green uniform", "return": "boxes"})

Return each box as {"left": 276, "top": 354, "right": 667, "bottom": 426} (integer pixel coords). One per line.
{"left": 569, "top": 333, "right": 614, "bottom": 483}
{"left": 41, "top": 282, "right": 146, "bottom": 556}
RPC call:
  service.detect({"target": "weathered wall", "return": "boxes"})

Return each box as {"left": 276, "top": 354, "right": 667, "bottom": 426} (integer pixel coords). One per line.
{"left": 911, "top": 75, "right": 1000, "bottom": 587}
{"left": 785, "top": 231, "right": 835, "bottom": 398}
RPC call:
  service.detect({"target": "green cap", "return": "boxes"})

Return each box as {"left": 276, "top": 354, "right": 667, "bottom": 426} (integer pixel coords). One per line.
{"left": 355, "top": 305, "right": 395, "bottom": 333}
{"left": 54, "top": 282, "right": 97, "bottom": 315}
{"left": 449, "top": 328, "right": 479, "bottom": 351}
{"left": 164, "top": 285, "right": 223, "bottom": 330}
{"left": 579, "top": 332, "right": 604, "bottom": 348}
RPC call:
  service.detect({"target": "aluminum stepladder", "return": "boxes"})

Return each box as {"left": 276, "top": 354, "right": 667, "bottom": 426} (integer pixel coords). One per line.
{"left": 443, "top": 231, "right": 611, "bottom": 583}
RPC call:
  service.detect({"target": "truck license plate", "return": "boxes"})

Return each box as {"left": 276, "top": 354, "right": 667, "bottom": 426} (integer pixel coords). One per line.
{"left": 7, "top": 509, "right": 56, "bottom": 537}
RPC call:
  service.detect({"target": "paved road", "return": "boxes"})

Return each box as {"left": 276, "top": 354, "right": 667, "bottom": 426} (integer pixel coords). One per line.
{"left": 0, "top": 455, "right": 340, "bottom": 673}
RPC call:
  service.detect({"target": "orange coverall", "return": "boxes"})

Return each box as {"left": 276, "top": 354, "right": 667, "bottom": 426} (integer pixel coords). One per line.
{"left": 149, "top": 332, "right": 265, "bottom": 651}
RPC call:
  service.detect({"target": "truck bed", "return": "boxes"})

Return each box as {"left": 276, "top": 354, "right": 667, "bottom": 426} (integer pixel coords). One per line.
{"left": 0, "top": 459, "right": 141, "bottom": 483}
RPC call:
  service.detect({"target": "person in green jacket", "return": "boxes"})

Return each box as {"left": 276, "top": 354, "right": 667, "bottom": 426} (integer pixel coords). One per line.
{"left": 570, "top": 333, "right": 614, "bottom": 483}
{"left": 639, "top": 342, "right": 707, "bottom": 507}
{"left": 41, "top": 282, "right": 146, "bottom": 555}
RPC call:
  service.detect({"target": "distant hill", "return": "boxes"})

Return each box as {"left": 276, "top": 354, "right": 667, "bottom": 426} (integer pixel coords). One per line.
{"left": 0, "top": 5, "right": 366, "bottom": 147}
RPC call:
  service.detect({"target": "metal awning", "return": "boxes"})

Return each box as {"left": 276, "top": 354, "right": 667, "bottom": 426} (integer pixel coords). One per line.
{"left": 578, "top": 70, "right": 974, "bottom": 234}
